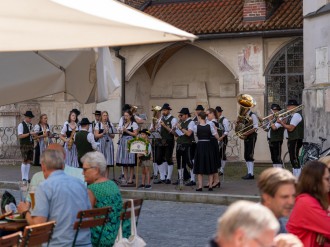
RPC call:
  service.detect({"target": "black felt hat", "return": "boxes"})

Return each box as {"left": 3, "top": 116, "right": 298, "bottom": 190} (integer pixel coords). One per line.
{"left": 93, "top": 110, "right": 101, "bottom": 115}
{"left": 195, "top": 105, "right": 204, "bottom": 111}
{"left": 71, "top": 108, "right": 81, "bottom": 116}
{"left": 287, "top": 100, "right": 299, "bottom": 106}
{"left": 271, "top": 104, "right": 281, "bottom": 111}
{"left": 80, "top": 118, "right": 92, "bottom": 125}
{"left": 178, "top": 108, "right": 190, "bottom": 115}
{"left": 23, "top": 111, "right": 34, "bottom": 118}
{"left": 139, "top": 129, "right": 151, "bottom": 136}
{"left": 161, "top": 103, "right": 172, "bottom": 111}
{"left": 122, "top": 104, "right": 131, "bottom": 112}
{"left": 215, "top": 106, "right": 223, "bottom": 112}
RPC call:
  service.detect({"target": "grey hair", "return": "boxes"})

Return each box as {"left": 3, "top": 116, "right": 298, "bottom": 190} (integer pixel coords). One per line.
{"left": 81, "top": 151, "right": 107, "bottom": 175}
{"left": 217, "top": 200, "right": 279, "bottom": 241}
{"left": 40, "top": 149, "right": 64, "bottom": 170}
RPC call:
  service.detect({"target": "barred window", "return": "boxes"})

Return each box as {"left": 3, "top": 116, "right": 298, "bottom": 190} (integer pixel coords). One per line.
{"left": 265, "top": 38, "right": 304, "bottom": 114}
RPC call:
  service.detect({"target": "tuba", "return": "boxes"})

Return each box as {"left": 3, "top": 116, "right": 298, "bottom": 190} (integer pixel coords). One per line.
{"left": 235, "top": 94, "right": 256, "bottom": 139}
{"left": 151, "top": 105, "right": 161, "bottom": 130}
{"left": 130, "top": 105, "right": 138, "bottom": 114}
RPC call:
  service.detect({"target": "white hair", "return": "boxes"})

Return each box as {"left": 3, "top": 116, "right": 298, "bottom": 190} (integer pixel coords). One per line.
{"left": 218, "top": 200, "right": 279, "bottom": 241}
{"left": 81, "top": 151, "right": 107, "bottom": 175}
{"left": 40, "top": 149, "right": 64, "bottom": 170}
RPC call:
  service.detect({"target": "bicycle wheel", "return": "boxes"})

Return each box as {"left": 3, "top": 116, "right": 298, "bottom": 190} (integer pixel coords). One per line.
{"left": 282, "top": 151, "right": 291, "bottom": 170}
{"left": 301, "top": 144, "right": 320, "bottom": 166}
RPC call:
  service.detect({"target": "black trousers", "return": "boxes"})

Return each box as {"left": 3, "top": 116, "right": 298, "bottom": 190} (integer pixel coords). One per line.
{"left": 244, "top": 133, "right": 257, "bottom": 162}
{"left": 219, "top": 136, "right": 228, "bottom": 161}
{"left": 176, "top": 144, "right": 192, "bottom": 180}
{"left": 268, "top": 140, "right": 283, "bottom": 164}
{"left": 288, "top": 139, "right": 303, "bottom": 169}
{"left": 156, "top": 139, "right": 174, "bottom": 165}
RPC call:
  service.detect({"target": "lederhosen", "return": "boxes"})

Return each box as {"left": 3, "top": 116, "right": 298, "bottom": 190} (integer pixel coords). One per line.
{"left": 211, "top": 120, "right": 221, "bottom": 168}
{"left": 156, "top": 116, "right": 175, "bottom": 166}
{"left": 287, "top": 114, "right": 304, "bottom": 169}
{"left": 34, "top": 123, "right": 50, "bottom": 166}
{"left": 20, "top": 121, "right": 34, "bottom": 162}
{"left": 268, "top": 124, "right": 284, "bottom": 164}
{"left": 176, "top": 119, "right": 194, "bottom": 180}
{"left": 218, "top": 117, "right": 228, "bottom": 161}
{"left": 244, "top": 112, "right": 258, "bottom": 162}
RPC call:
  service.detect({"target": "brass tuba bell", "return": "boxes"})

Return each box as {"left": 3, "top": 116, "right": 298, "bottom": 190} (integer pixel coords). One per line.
{"left": 235, "top": 94, "right": 256, "bottom": 139}
{"left": 151, "top": 105, "right": 161, "bottom": 129}
{"left": 130, "top": 105, "right": 138, "bottom": 114}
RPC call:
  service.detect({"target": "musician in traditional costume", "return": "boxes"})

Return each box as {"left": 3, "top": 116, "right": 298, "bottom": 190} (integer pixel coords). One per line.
{"left": 205, "top": 108, "right": 221, "bottom": 188}
{"left": 17, "top": 111, "right": 36, "bottom": 181}
{"left": 194, "top": 111, "right": 221, "bottom": 191}
{"left": 149, "top": 106, "right": 162, "bottom": 182}
{"left": 33, "top": 114, "right": 52, "bottom": 166}
{"left": 241, "top": 109, "right": 259, "bottom": 180}
{"left": 154, "top": 103, "right": 178, "bottom": 184}
{"left": 277, "top": 100, "right": 304, "bottom": 177}
{"left": 75, "top": 118, "right": 99, "bottom": 168}
{"left": 174, "top": 108, "right": 195, "bottom": 186}
{"left": 266, "top": 104, "right": 284, "bottom": 168}
{"left": 215, "top": 106, "right": 230, "bottom": 175}
{"left": 91, "top": 110, "right": 101, "bottom": 133}
{"left": 94, "top": 111, "right": 115, "bottom": 177}
{"left": 193, "top": 105, "right": 204, "bottom": 124}
{"left": 60, "top": 110, "right": 80, "bottom": 168}
{"left": 116, "top": 110, "right": 139, "bottom": 184}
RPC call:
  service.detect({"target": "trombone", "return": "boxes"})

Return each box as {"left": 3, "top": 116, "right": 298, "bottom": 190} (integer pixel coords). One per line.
{"left": 235, "top": 104, "right": 304, "bottom": 138}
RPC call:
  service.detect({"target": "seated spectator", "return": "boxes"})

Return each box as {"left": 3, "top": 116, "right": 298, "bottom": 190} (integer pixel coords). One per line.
{"left": 81, "top": 151, "right": 130, "bottom": 246}
{"left": 208, "top": 200, "right": 302, "bottom": 247}
{"left": 287, "top": 161, "right": 330, "bottom": 246}
{"left": 258, "top": 167, "right": 296, "bottom": 233}
{"left": 17, "top": 149, "right": 91, "bottom": 247}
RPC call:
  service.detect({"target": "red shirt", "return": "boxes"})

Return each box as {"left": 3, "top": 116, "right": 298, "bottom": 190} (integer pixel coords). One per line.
{"left": 287, "top": 193, "right": 330, "bottom": 247}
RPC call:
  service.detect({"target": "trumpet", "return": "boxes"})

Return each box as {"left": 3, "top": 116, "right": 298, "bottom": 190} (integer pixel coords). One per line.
{"left": 235, "top": 104, "right": 304, "bottom": 137}
{"left": 151, "top": 105, "right": 161, "bottom": 130}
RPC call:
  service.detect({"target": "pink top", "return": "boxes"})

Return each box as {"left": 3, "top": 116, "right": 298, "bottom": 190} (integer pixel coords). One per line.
{"left": 287, "top": 193, "right": 330, "bottom": 247}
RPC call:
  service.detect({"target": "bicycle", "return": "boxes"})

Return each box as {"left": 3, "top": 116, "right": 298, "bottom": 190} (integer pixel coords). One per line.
{"left": 282, "top": 137, "right": 330, "bottom": 169}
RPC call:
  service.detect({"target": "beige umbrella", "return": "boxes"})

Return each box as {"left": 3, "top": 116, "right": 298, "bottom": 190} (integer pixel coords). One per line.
{"left": 0, "top": 0, "right": 196, "bottom": 51}
{"left": 0, "top": 0, "right": 196, "bottom": 106}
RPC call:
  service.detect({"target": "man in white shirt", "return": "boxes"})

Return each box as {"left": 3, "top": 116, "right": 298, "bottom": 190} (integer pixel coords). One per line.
{"left": 277, "top": 100, "right": 304, "bottom": 177}
{"left": 216, "top": 106, "right": 230, "bottom": 176}
{"left": 154, "top": 103, "right": 178, "bottom": 184}
{"left": 17, "top": 111, "right": 36, "bottom": 181}
{"left": 74, "top": 118, "right": 99, "bottom": 167}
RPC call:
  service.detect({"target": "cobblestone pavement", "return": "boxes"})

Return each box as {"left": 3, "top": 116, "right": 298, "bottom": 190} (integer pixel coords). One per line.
{"left": 138, "top": 200, "right": 226, "bottom": 247}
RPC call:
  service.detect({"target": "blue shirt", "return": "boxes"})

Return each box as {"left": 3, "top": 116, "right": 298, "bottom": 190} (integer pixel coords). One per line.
{"left": 32, "top": 170, "right": 91, "bottom": 247}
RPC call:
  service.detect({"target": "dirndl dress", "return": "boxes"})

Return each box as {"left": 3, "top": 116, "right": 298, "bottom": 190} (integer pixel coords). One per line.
{"left": 116, "top": 122, "right": 138, "bottom": 167}
{"left": 95, "top": 122, "right": 115, "bottom": 166}
{"left": 61, "top": 122, "right": 79, "bottom": 168}
{"left": 193, "top": 124, "right": 218, "bottom": 175}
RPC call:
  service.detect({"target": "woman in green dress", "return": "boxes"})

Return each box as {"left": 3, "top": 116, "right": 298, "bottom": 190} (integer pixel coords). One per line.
{"left": 81, "top": 151, "right": 130, "bottom": 246}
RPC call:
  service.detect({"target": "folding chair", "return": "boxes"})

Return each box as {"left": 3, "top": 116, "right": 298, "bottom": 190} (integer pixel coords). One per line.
{"left": 0, "top": 231, "right": 22, "bottom": 247}
{"left": 120, "top": 199, "right": 144, "bottom": 226}
{"left": 72, "top": 207, "right": 112, "bottom": 247}
{"left": 20, "top": 221, "right": 56, "bottom": 247}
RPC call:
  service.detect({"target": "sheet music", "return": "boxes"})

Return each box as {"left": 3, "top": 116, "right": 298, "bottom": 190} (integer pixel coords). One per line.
{"left": 175, "top": 129, "right": 184, "bottom": 136}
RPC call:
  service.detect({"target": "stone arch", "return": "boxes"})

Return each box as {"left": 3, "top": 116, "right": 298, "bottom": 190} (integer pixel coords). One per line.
{"left": 126, "top": 42, "right": 238, "bottom": 81}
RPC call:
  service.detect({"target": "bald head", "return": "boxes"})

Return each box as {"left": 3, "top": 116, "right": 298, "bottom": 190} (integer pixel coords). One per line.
{"left": 47, "top": 143, "right": 65, "bottom": 159}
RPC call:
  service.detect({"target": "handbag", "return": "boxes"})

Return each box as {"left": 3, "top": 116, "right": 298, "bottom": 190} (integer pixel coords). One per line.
{"left": 114, "top": 199, "right": 146, "bottom": 247}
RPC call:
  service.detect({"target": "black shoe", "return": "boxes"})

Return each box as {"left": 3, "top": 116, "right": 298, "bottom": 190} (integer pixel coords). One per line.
{"left": 153, "top": 179, "right": 165, "bottom": 184}
{"left": 185, "top": 181, "right": 196, "bottom": 186}
{"left": 208, "top": 188, "right": 213, "bottom": 191}
{"left": 203, "top": 185, "right": 210, "bottom": 188}
{"left": 212, "top": 182, "right": 221, "bottom": 188}
{"left": 138, "top": 184, "right": 145, "bottom": 189}
{"left": 165, "top": 179, "right": 171, "bottom": 184}
{"left": 196, "top": 188, "right": 202, "bottom": 192}
{"left": 241, "top": 174, "right": 254, "bottom": 180}
{"left": 219, "top": 172, "right": 224, "bottom": 176}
